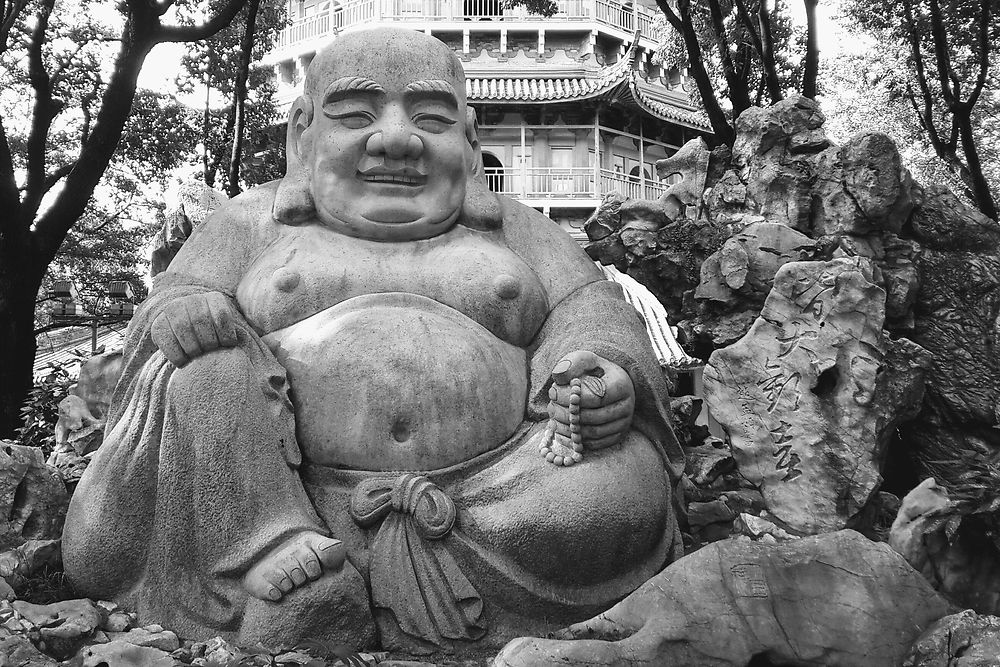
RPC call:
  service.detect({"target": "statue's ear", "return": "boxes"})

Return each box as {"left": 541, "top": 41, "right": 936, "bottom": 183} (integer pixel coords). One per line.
{"left": 273, "top": 96, "right": 316, "bottom": 225}
{"left": 461, "top": 106, "right": 502, "bottom": 231}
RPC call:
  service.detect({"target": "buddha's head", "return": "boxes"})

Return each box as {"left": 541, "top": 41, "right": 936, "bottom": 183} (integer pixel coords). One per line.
{"left": 274, "top": 28, "right": 496, "bottom": 241}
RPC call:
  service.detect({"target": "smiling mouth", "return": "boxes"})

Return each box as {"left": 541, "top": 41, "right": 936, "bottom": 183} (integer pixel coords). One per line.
{"left": 358, "top": 169, "right": 427, "bottom": 186}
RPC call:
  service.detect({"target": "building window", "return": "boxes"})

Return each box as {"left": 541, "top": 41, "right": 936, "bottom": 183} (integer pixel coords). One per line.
{"left": 550, "top": 147, "right": 574, "bottom": 193}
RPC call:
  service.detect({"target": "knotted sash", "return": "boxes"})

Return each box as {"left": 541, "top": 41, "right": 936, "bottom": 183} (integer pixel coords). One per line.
{"left": 349, "top": 473, "right": 485, "bottom": 645}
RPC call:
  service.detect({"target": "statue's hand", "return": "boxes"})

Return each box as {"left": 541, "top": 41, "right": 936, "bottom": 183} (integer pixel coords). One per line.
{"left": 150, "top": 291, "right": 239, "bottom": 368}
{"left": 548, "top": 350, "right": 635, "bottom": 450}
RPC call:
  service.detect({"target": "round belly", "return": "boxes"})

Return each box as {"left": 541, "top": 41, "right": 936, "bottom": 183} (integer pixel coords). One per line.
{"left": 263, "top": 293, "right": 528, "bottom": 470}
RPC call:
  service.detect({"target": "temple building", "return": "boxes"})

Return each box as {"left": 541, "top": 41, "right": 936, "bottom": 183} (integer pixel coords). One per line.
{"left": 263, "top": 0, "right": 711, "bottom": 239}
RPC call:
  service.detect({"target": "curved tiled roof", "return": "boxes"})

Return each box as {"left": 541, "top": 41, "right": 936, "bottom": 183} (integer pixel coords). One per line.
{"left": 466, "top": 35, "right": 711, "bottom": 131}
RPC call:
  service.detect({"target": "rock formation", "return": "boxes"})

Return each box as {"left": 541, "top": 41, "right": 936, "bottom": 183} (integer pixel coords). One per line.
{"left": 586, "top": 95, "right": 998, "bottom": 543}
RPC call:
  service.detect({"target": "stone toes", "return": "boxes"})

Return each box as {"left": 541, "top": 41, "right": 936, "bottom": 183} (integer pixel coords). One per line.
{"left": 302, "top": 555, "right": 322, "bottom": 580}
{"left": 264, "top": 569, "right": 294, "bottom": 594}
{"left": 314, "top": 538, "right": 346, "bottom": 570}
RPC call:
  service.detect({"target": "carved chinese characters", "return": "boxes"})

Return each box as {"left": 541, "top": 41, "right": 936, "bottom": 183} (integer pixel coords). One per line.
{"left": 703, "top": 258, "right": 889, "bottom": 534}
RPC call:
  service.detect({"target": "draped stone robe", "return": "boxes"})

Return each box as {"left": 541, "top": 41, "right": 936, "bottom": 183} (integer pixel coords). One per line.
{"left": 62, "top": 182, "right": 684, "bottom": 651}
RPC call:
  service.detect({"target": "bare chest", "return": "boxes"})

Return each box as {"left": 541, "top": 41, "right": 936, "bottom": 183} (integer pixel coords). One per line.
{"left": 235, "top": 223, "right": 549, "bottom": 347}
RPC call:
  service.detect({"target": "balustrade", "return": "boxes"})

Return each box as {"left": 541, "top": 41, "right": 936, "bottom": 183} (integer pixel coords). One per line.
{"left": 278, "top": 0, "right": 660, "bottom": 48}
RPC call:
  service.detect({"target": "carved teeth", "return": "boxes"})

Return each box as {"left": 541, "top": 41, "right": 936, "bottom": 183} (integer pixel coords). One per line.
{"left": 361, "top": 174, "right": 424, "bottom": 185}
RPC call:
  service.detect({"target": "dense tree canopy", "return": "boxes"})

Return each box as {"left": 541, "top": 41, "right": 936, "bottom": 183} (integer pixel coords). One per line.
{"left": 841, "top": 0, "right": 998, "bottom": 219}
{"left": 0, "top": 0, "right": 252, "bottom": 437}
{"left": 651, "top": 0, "right": 819, "bottom": 146}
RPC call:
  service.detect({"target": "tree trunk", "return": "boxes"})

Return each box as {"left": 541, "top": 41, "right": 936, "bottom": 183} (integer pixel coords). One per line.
{"left": 0, "top": 241, "right": 42, "bottom": 438}
{"left": 801, "top": 0, "right": 819, "bottom": 98}
{"left": 227, "top": 0, "right": 261, "bottom": 198}
{"left": 957, "top": 112, "right": 999, "bottom": 220}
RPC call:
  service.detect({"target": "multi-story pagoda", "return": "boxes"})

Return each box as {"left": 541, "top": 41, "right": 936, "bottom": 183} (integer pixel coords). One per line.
{"left": 264, "top": 0, "right": 710, "bottom": 239}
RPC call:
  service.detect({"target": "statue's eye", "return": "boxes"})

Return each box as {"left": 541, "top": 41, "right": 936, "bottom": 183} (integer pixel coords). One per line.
{"left": 413, "top": 114, "right": 456, "bottom": 134}
{"left": 326, "top": 111, "right": 374, "bottom": 129}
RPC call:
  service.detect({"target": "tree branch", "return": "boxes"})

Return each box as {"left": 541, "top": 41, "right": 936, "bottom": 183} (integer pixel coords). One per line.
{"left": 227, "top": 0, "right": 260, "bottom": 197}
{"left": 21, "top": 0, "right": 58, "bottom": 225}
{"left": 801, "top": 0, "right": 819, "bottom": 98}
{"left": 706, "top": 0, "right": 751, "bottom": 117}
{"left": 0, "top": 0, "right": 28, "bottom": 56}
{"left": 926, "top": 0, "right": 956, "bottom": 108}
{"left": 654, "top": 0, "right": 734, "bottom": 145}
{"left": 155, "top": 0, "right": 248, "bottom": 43}
{"left": 0, "top": 117, "right": 21, "bottom": 237}
{"left": 42, "top": 163, "right": 75, "bottom": 195}
{"left": 965, "top": 0, "right": 991, "bottom": 109}
{"left": 756, "top": 0, "right": 782, "bottom": 103}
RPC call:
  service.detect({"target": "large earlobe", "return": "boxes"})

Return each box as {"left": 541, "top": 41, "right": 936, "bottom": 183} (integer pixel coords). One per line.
{"left": 460, "top": 106, "right": 503, "bottom": 231}
{"left": 273, "top": 96, "right": 316, "bottom": 225}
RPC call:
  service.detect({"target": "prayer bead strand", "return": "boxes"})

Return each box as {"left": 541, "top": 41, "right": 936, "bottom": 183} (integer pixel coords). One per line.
{"left": 539, "top": 377, "right": 585, "bottom": 466}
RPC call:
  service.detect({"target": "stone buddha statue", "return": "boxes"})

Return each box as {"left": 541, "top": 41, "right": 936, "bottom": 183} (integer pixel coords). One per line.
{"left": 63, "top": 28, "right": 683, "bottom": 654}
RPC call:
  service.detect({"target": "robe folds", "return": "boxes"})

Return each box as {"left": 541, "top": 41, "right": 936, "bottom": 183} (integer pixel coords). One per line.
{"left": 62, "top": 188, "right": 685, "bottom": 650}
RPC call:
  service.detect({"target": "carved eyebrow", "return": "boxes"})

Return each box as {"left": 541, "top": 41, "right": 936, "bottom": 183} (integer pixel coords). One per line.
{"left": 323, "top": 76, "right": 385, "bottom": 102}
{"left": 403, "top": 79, "right": 459, "bottom": 108}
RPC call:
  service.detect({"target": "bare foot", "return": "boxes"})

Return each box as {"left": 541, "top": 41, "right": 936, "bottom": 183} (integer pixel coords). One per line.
{"left": 243, "top": 532, "right": 346, "bottom": 602}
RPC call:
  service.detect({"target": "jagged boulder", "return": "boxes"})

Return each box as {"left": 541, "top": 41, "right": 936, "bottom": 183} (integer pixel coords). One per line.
{"left": 703, "top": 258, "right": 927, "bottom": 534}
{"left": 905, "top": 610, "right": 1000, "bottom": 666}
{"left": 0, "top": 445, "right": 68, "bottom": 551}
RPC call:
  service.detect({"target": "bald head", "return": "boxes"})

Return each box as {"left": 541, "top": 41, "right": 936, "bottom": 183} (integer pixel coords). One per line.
{"left": 306, "top": 28, "right": 467, "bottom": 107}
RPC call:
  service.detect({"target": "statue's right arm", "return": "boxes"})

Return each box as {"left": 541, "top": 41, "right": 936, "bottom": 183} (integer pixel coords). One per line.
{"left": 147, "top": 183, "right": 283, "bottom": 367}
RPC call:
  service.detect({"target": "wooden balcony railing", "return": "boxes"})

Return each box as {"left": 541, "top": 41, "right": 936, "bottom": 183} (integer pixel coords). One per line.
{"left": 277, "top": 0, "right": 663, "bottom": 49}
{"left": 483, "top": 166, "right": 667, "bottom": 201}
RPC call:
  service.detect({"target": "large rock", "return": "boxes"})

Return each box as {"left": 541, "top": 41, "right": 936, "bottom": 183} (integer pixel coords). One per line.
{"left": 494, "top": 530, "right": 951, "bottom": 666}
{"left": 78, "top": 640, "right": 177, "bottom": 667}
{"left": 0, "top": 445, "right": 68, "bottom": 551}
{"left": 13, "top": 599, "right": 102, "bottom": 660}
{"left": 695, "top": 221, "right": 817, "bottom": 308}
{"left": 703, "top": 258, "right": 896, "bottom": 534}
{"left": 904, "top": 610, "right": 1000, "bottom": 666}
{"left": 150, "top": 180, "right": 228, "bottom": 277}
{"left": 890, "top": 479, "right": 1000, "bottom": 616}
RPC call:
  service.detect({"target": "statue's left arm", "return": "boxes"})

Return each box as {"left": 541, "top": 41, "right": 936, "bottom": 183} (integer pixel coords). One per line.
{"left": 499, "top": 199, "right": 684, "bottom": 480}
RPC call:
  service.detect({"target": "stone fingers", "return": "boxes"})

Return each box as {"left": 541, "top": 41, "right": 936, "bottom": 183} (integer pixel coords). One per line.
{"left": 548, "top": 399, "right": 633, "bottom": 426}
{"left": 206, "top": 292, "right": 239, "bottom": 348}
{"left": 552, "top": 414, "right": 631, "bottom": 445}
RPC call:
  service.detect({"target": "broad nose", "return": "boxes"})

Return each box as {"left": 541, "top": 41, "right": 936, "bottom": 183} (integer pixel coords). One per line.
{"left": 366, "top": 114, "right": 424, "bottom": 160}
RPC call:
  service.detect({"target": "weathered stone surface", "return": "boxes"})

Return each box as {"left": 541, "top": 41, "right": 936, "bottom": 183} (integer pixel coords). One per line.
{"left": 13, "top": 599, "right": 102, "bottom": 660}
{"left": 78, "top": 640, "right": 177, "bottom": 667}
{"left": 495, "top": 531, "right": 950, "bottom": 666}
{"left": 890, "top": 479, "right": 1000, "bottom": 616}
{"left": 655, "top": 137, "right": 710, "bottom": 218}
{"left": 106, "top": 627, "right": 180, "bottom": 652}
{"left": 0, "top": 539, "right": 61, "bottom": 582}
{"left": 684, "top": 440, "right": 734, "bottom": 486}
{"left": 839, "top": 132, "right": 916, "bottom": 234}
{"left": 904, "top": 610, "right": 1000, "bottom": 666}
{"left": 0, "top": 445, "right": 68, "bottom": 551}
{"left": 0, "top": 631, "right": 57, "bottom": 666}
{"left": 583, "top": 191, "right": 626, "bottom": 241}
{"left": 704, "top": 258, "right": 890, "bottom": 534}
{"left": 619, "top": 198, "right": 670, "bottom": 232}
{"left": 151, "top": 180, "right": 228, "bottom": 277}
{"left": 695, "top": 221, "right": 817, "bottom": 307}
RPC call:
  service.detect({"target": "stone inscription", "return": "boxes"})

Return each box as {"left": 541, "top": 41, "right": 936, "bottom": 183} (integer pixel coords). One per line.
{"left": 729, "top": 563, "right": 769, "bottom": 598}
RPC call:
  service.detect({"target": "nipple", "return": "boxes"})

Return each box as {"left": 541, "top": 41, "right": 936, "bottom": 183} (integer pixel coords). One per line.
{"left": 273, "top": 268, "right": 301, "bottom": 293}
{"left": 493, "top": 274, "right": 520, "bottom": 300}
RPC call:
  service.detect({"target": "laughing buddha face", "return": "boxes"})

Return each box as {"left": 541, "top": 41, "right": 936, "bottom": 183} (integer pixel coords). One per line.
{"left": 289, "top": 29, "right": 474, "bottom": 242}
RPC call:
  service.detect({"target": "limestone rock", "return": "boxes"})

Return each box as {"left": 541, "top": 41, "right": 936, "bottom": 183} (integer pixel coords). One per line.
{"left": 684, "top": 440, "right": 735, "bottom": 486}
{"left": 890, "top": 479, "right": 1000, "bottom": 616}
{"left": 583, "top": 191, "right": 626, "bottom": 241}
{"left": 695, "top": 221, "right": 817, "bottom": 306}
{"left": 13, "top": 599, "right": 102, "bottom": 660}
{"left": 704, "top": 258, "right": 890, "bottom": 534}
{"left": 904, "top": 610, "right": 1000, "bottom": 666}
{"left": 734, "top": 513, "right": 797, "bottom": 542}
{"left": 0, "top": 539, "right": 61, "bottom": 582}
{"left": 151, "top": 180, "right": 228, "bottom": 277}
{"left": 106, "top": 627, "right": 180, "bottom": 652}
{"left": 101, "top": 611, "right": 134, "bottom": 633}
{"left": 655, "top": 137, "right": 710, "bottom": 218}
{"left": 78, "top": 640, "right": 177, "bottom": 667}
{"left": 0, "top": 631, "right": 57, "bottom": 666}
{"left": 839, "top": 132, "right": 917, "bottom": 234}
{"left": 619, "top": 198, "right": 670, "bottom": 232}
{"left": 494, "top": 531, "right": 950, "bottom": 666}
{"left": 0, "top": 445, "right": 68, "bottom": 551}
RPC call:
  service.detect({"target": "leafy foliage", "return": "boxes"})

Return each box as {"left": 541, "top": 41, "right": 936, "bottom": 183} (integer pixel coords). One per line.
{"left": 840, "top": 0, "right": 999, "bottom": 218}
{"left": 16, "top": 359, "right": 78, "bottom": 455}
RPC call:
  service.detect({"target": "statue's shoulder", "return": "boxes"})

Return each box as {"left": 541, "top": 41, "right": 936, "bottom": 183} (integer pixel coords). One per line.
{"left": 202, "top": 181, "right": 283, "bottom": 236}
